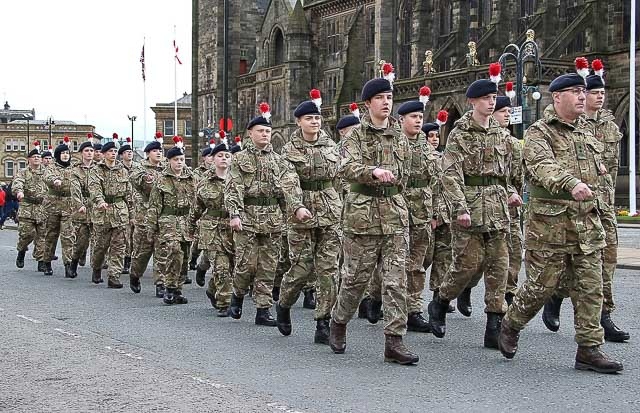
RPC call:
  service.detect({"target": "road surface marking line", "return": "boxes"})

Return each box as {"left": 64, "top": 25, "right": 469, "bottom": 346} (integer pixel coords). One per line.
{"left": 16, "top": 314, "right": 42, "bottom": 324}
{"left": 191, "top": 376, "right": 229, "bottom": 389}
{"left": 54, "top": 328, "right": 82, "bottom": 338}
{"left": 104, "top": 346, "right": 143, "bottom": 360}
{"left": 266, "top": 402, "right": 306, "bottom": 413}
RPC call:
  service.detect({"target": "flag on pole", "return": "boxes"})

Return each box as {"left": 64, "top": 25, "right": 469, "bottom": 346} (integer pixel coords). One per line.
{"left": 140, "top": 44, "right": 146, "bottom": 81}
{"left": 173, "top": 40, "right": 182, "bottom": 65}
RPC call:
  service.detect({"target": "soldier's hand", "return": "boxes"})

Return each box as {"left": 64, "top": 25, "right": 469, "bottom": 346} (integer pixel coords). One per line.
{"left": 230, "top": 217, "right": 242, "bottom": 232}
{"left": 457, "top": 213, "right": 471, "bottom": 228}
{"left": 53, "top": 179, "right": 62, "bottom": 187}
{"left": 507, "top": 193, "right": 523, "bottom": 207}
{"left": 295, "top": 207, "right": 313, "bottom": 222}
{"left": 78, "top": 206, "right": 86, "bottom": 214}
{"left": 16, "top": 192, "right": 24, "bottom": 201}
{"left": 97, "top": 202, "right": 109, "bottom": 211}
{"left": 571, "top": 182, "right": 593, "bottom": 201}
{"left": 431, "top": 218, "right": 438, "bottom": 230}
{"left": 144, "top": 173, "right": 155, "bottom": 184}
{"left": 372, "top": 168, "right": 396, "bottom": 183}
{"left": 599, "top": 163, "right": 608, "bottom": 175}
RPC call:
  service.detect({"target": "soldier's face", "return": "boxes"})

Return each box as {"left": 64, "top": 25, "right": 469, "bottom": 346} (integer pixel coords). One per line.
{"left": 94, "top": 152, "right": 103, "bottom": 162}
{"left": 400, "top": 112, "right": 423, "bottom": 136}
{"left": 213, "top": 151, "right": 232, "bottom": 169}
{"left": 366, "top": 93, "right": 393, "bottom": 120}
{"left": 104, "top": 148, "right": 118, "bottom": 162}
{"left": 493, "top": 107, "right": 511, "bottom": 128}
{"left": 29, "top": 155, "right": 42, "bottom": 168}
{"left": 249, "top": 126, "right": 272, "bottom": 149}
{"left": 554, "top": 87, "right": 586, "bottom": 119}
{"left": 43, "top": 157, "right": 52, "bottom": 165}
{"left": 296, "top": 115, "right": 322, "bottom": 137}
{"left": 427, "top": 131, "right": 440, "bottom": 149}
{"left": 469, "top": 94, "right": 497, "bottom": 117}
{"left": 60, "top": 151, "right": 71, "bottom": 162}
{"left": 169, "top": 155, "right": 185, "bottom": 172}
{"left": 122, "top": 150, "right": 134, "bottom": 161}
{"left": 586, "top": 88, "right": 605, "bottom": 112}
{"left": 204, "top": 154, "right": 215, "bottom": 167}
{"left": 82, "top": 147, "right": 94, "bottom": 162}
{"left": 148, "top": 149, "right": 162, "bottom": 163}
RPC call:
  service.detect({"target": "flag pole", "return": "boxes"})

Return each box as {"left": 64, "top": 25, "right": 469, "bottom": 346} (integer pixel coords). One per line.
{"left": 142, "top": 36, "right": 147, "bottom": 148}
{"left": 629, "top": 0, "right": 637, "bottom": 215}
{"left": 174, "top": 25, "right": 178, "bottom": 136}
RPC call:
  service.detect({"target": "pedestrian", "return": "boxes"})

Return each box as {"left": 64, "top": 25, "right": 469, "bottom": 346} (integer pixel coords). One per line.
{"left": 330, "top": 63, "right": 419, "bottom": 365}
{"left": 0, "top": 185, "right": 6, "bottom": 228}
{"left": 498, "top": 69, "right": 623, "bottom": 374}
{"left": 275, "top": 89, "right": 341, "bottom": 344}
{"left": 147, "top": 136, "right": 195, "bottom": 304}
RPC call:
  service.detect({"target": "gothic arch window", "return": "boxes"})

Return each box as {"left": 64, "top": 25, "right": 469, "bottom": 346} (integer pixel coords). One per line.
{"left": 398, "top": 0, "right": 414, "bottom": 78}
{"left": 439, "top": 1, "right": 453, "bottom": 40}
{"left": 479, "top": 0, "right": 493, "bottom": 27}
{"left": 520, "top": 0, "right": 537, "bottom": 17}
{"left": 271, "top": 27, "right": 285, "bottom": 66}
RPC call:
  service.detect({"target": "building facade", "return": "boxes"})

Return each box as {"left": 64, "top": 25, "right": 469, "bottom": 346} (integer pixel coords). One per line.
{"left": 150, "top": 93, "right": 194, "bottom": 164}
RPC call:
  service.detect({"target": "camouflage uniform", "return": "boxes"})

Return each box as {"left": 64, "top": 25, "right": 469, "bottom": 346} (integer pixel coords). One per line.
{"left": 436, "top": 111, "right": 514, "bottom": 314}
{"left": 427, "top": 150, "right": 453, "bottom": 292}
{"left": 189, "top": 164, "right": 211, "bottom": 269}
{"left": 225, "top": 143, "right": 302, "bottom": 309}
{"left": 88, "top": 161, "right": 132, "bottom": 282}
{"left": 70, "top": 162, "right": 94, "bottom": 263}
{"left": 279, "top": 129, "right": 342, "bottom": 320}
{"left": 147, "top": 167, "right": 196, "bottom": 290}
{"left": 12, "top": 166, "right": 47, "bottom": 261}
{"left": 122, "top": 161, "right": 140, "bottom": 263}
{"left": 332, "top": 114, "right": 411, "bottom": 337}
{"left": 189, "top": 169, "right": 233, "bottom": 309}
{"left": 129, "top": 160, "right": 164, "bottom": 285}
{"left": 43, "top": 162, "right": 76, "bottom": 264}
{"left": 504, "top": 105, "right": 606, "bottom": 347}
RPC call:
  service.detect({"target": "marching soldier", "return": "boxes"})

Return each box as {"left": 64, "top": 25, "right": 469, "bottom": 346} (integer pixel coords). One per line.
{"left": 275, "top": 90, "right": 341, "bottom": 344}
{"left": 189, "top": 140, "right": 216, "bottom": 274}
{"left": 13, "top": 141, "right": 47, "bottom": 272}
{"left": 41, "top": 147, "right": 53, "bottom": 167}
{"left": 118, "top": 136, "right": 137, "bottom": 275}
{"left": 498, "top": 72, "right": 623, "bottom": 373}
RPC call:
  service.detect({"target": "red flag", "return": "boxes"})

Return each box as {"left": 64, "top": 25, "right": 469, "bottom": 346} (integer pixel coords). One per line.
{"left": 173, "top": 40, "right": 182, "bottom": 65}
{"left": 140, "top": 44, "right": 146, "bottom": 81}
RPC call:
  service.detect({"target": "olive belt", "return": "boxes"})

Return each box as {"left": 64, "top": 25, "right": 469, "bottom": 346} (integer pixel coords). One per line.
{"left": 463, "top": 175, "right": 506, "bottom": 187}
{"left": 205, "top": 209, "right": 229, "bottom": 218}
{"left": 161, "top": 206, "right": 190, "bottom": 216}
{"left": 528, "top": 185, "right": 574, "bottom": 201}
{"left": 23, "top": 196, "right": 43, "bottom": 205}
{"left": 48, "top": 189, "right": 70, "bottom": 197}
{"left": 299, "top": 180, "right": 334, "bottom": 191}
{"left": 406, "top": 178, "right": 431, "bottom": 188}
{"left": 244, "top": 196, "right": 280, "bottom": 206}
{"left": 350, "top": 183, "right": 400, "bottom": 197}
{"left": 104, "top": 195, "right": 125, "bottom": 204}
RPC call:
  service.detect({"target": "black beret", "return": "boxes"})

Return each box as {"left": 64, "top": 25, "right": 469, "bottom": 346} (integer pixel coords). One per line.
{"left": 336, "top": 115, "right": 360, "bottom": 130}
{"left": 586, "top": 74, "right": 605, "bottom": 90}
{"left": 466, "top": 79, "right": 498, "bottom": 98}
{"left": 397, "top": 101, "right": 424, "bottom": 116}
{"left": 101, "top": 141, "right": 116, "bottom": 153}
{"left": 230, "top": 144, "right": 242, "bottom": 154}
{"left": 548, "top": 73, "right": 586, "bottom": 92}
{"left": 201, "top": 147, "right": 212, "bottom": 157}
{"left": 166, "top": 146, "right": 184, "bottom": 159}
{"left": 42, "top": 150, "right": 52, "bottom": 158}
{"left": 118, "top": 144, "right": 132, "bottom": 155}
{"left": 246, "top": 116, "right": 271, "bottom": 130}
{"left": 422, "top": 123, "right": 440, "bottom": 135}
{"left": 294, "top": 101, "right": 321, "bottom": 118}
{"left": 361, "top": 78, "right": 393, "bottom": 101}
{"left": 211, "top": 143, "right": 231, "bottom": 157}
{"left": 93, "top": 143, "right": 103, "bottom": 151}
{"left": 79, "top": 141, "right": 93, "bottom": 152}
{"left": 144, "top": 141, "right": 162, "bottom": 153}
{"left": 494, "top": 96, "right": 512, "bottom": 112}
{"left": 54, "top": 143, "right": 70, "bottom": 158}
{"left": 28, "top": 149, "right": 41, "bottom": 158}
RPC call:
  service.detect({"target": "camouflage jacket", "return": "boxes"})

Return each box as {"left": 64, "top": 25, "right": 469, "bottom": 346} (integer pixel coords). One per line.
{"left": 404, "top": 131, "right": 439, "bottom": 226}
{"left": 70, "top": 162, "right": 95, "bottom": 223}
{"left": 43, "top": 162, "right": 75, "bottom": 214}
{"left": 189, "top": 169, "right": 232, "bottom": 249}
{"left": 192, "top": 165, "right": 210, "bottom": 184}
{"left": 432, "top": 152, "right": 453, "bottom": 226}
{"left": 281, "top": 129, "right": 342, "bottom": 229}
{"left": 509, "top": 135, "right": 524, "bottom": 220}
{"left": 339, "top": 114, "right": 410, "bottom": 235}
{"left": 225, "top": 143, "right": 302, "bottom": 234}
{"left": 441, "top": 110, "right": 515, "bottom": 232}
{"left": 12, "top": 166, "right": 46, "bottom": 222}
{"left": 523, "top": 104, "right": 606, "bottom": 254}
{"left": 130, "top": 160, "right": 164, "bottom": 227}
{"left": 88, "top": 161, "right": 132, "bottom": 228}
{"left": 585, "top": 109, "right": 622, "bottom": 208}
{"left": 147, "top": 167, "right": 196, "bottom": 242}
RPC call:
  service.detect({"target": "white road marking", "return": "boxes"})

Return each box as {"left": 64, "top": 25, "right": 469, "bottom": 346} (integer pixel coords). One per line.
{"left": 191, "top": 376, "right": 228, "bottom": 389}
{"left": 16, "top": 314, "right": 42, "bottom": 324}
{"left": 54, "top": 328, "right": 82, "bottom": 338}
{"left": 104, "top": 346, "right": 143, "bottom": 360}
{"left": 266, "top": 402, "right": 306, "bottom": 413}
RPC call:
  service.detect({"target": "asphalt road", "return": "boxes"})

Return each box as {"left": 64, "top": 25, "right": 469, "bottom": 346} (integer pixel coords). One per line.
{"left": 0, "top": 228, "right": 638, "bottom": 412}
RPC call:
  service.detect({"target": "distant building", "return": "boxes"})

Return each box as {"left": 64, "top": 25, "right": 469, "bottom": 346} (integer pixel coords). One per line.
{"left": 150, "top": 93, "right": 194, "bottom": 164}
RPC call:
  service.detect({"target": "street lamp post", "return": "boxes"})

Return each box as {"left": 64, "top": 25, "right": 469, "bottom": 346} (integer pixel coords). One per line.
{"left": 22, "top": 113, "right": 34, "bottom": 155}
{"left": 127, "top": 115, "right": 137, "bottom": 145}
{"left": 46, "top": 116, "right": 55, "bottom": 147}
{"left": 198, "top": 127, "right": 214, "bottom": 146}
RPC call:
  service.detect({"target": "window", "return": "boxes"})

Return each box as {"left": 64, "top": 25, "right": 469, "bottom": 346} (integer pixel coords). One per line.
{"left": 480, "top": 0, "right": 493, "bottom": 27}
{"left": 18, "top": 160, "right": 26, "bottom": 170}
{"left": 205, "top": 57, "right": 212, "bottom": 76}
{"left": 19, "top": 140, "right": 26, "bottom": 152}
{"left": 5, "top": 160, "right": 14, "bottom": 178}
{"left": 4, "top": 139, "right": 26, "bottom": 152}
{"left": 326, "top": 20, "right": 341, "bottom": 55}
{"left": 273, "top": 28, "right": 285, "bottom": 66}
{"left": 163, "top": 120, "right": 174, "bottom": 136}
{"left": 184, "top": 120, "right": 192, "bottom": 137}
{"left": 73, "top": 141, "right": 79, "bottom": 152}
{"left": 205, "top": 96, "right": 213, "bottom": 128}
{"left": 520, "top": 0, "right": 536, "bottom": 17}
{"left": 5, "top": 139, "right": 11, "bottom": 152}
{"left": 324, "top": 71, "right": 340, "bottom": 104}
{"left": 366, "top": 7, "right": 375, "bottom": 50}
{"left": 439, "top": 2, "right": 453, "bottom": 37}
{"left": 399, "top": 0, "right": 414, "bottom": 78}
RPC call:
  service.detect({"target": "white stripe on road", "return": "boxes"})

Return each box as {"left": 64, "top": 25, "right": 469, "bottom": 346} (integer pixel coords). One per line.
{"left": 104, "top": 346, "right": 143, "bottom": 360}
{"left": 16, "top": 314, "right": 42, "bottom": 324}
{"left": 266, "top": 402, "right": 306, "bottom": 413}
{"left": 54, "top": 328, "right": 82, "bottom": 338}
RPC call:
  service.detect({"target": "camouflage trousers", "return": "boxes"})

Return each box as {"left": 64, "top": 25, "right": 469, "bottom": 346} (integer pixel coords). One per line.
{"left": 91, "top": 225, "right": 126, "bottom": 282}
{"left": 505, "top": 249, "right": 605, "bottom": 347}
{"left": 332, "top": 230, "right": 409, "bottom": 336}
{"left": 439, "top": 227, "right": 508, "bottom": 314}
{"left": 274, "top": 233, "right": 290, "bottom": 289}
{"left": 279, "top": 225, "right": 340, "bottom": 320}
{"left": 232, "top": 231, "right": 281, "bottom": 309}
{"left": 44, "top": 212, "right": 76, "bottom": 264}
{"left": 72, "top": 222, "right": 91, "bottom": 262}
{"left": 204, "top": 234, "right": 235, "bottom": 309}
{"left": 428, "top": 223, "right": 452, "bottom": 291}
{"left": 16, "top": 218, "right": 46, "bottom": 261}
{"left": 130, "top": 224, "right": 163, "bottom": 285}
{"left": 156, "top": 238, "right": 190, "bottom": 290}
{"left": 124, "top": 223, "right": 134, "bottom": 257}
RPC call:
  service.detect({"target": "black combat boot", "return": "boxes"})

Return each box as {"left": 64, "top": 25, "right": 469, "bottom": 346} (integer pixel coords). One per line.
{"left": 163, "top": 287, "right": 176, "bottom": 305}
{"left": 303, "top": 289, "right": 316, "bottom": 309}
{"left": 484, "top": 312, "right": 503, "bottom": 349}
{"left": 276, "top": 303, "right": 292, "bottom": 336}
{"left": 601, "top": 311, "right": 630, "bottom": 342}
{"left": 37, "top": 261, "right": 46, "bottom": 272}
{"left": 64, "top": 263, "right": 76, "bottom": 279}
{"left": 575, "top": 345, "right": 624, "bottom": 374}
{"left": 384, "top": 335, "right": 419, "bottom": 365}
{"left": 205, "top": 290, "right": 217, "bottom": 308}
{"left": 70, "top": 259, "right": 79, "bottom": 278}
{"left": 271, "top": 286, "right": 280, "bottom": 302}
{"left": 228, "top": 293, "right": 244, "bottom": 319}
{"left": 174, "top": 290, "right": 188, "bottom": 304}
{"left": 79, "top": 253, "right": 86, "bottom": 267}
{"left": 367, "top": 299, "right": 383, "bottom": 324}
{"left": 358, "top": 297, "right": 371, "bottom": 319}
{"left": 498, "top": 319, "right": 520, "bottom": 359}
{"left": 505, "top": 291, "right": 515, "bottom": 306}
{"left": 314, "top": 318, "right": 330, "bottom": 345}
{"left": 456, "top": 288, "right": 472, "bottom": 317}
{"left": 121, "top": 256, "right": 131, "bottom": 275}
{"left": 188, "top": 254, "right": 198, "bottom": 271}
{"left": 53, "top": 255, "right": 59, "bottom": 261}
{"left": 16, "top": 250, "right": 26, "bottom": 268}
{"left": 92, "top": 268, "right": 102, "bottom": 283}
{"left": 217, "top": 307, "right": 229, "bottom": 317}
{"left": 542, "top": 295, "right": 563, "bottom": 332}
{"left": 407, "top": 312, "right": 431, "bottom": 333}
{"left": 130, "top": 276, "right": 141, "bottom": 294}
{"left": 427, "top": 294, "right": 449, "bottom": 338}
{"left": 108, "top": 278, "right": 123, "bottom": 289}
{"left": 255, "top": 308, "right": 277, "bottom": 326}
{"left": 329, "top": 320, "right": 347, "bottom": 354}
{"left": 43, "top": 262, "right": 53, "bottom": 276}
{"left": 195, "top": 267, "right": 207, "bottom": 287}
{"left": 155, "top": 283, "right": 166, "bottom": 298}
{"left": 183, "top": 275, "right": 192, "bottom": 285}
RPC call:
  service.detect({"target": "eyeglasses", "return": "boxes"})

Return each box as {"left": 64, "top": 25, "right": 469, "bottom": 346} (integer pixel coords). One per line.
{"left": 558, "top": 87, "right": 586, "bottom": 96}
